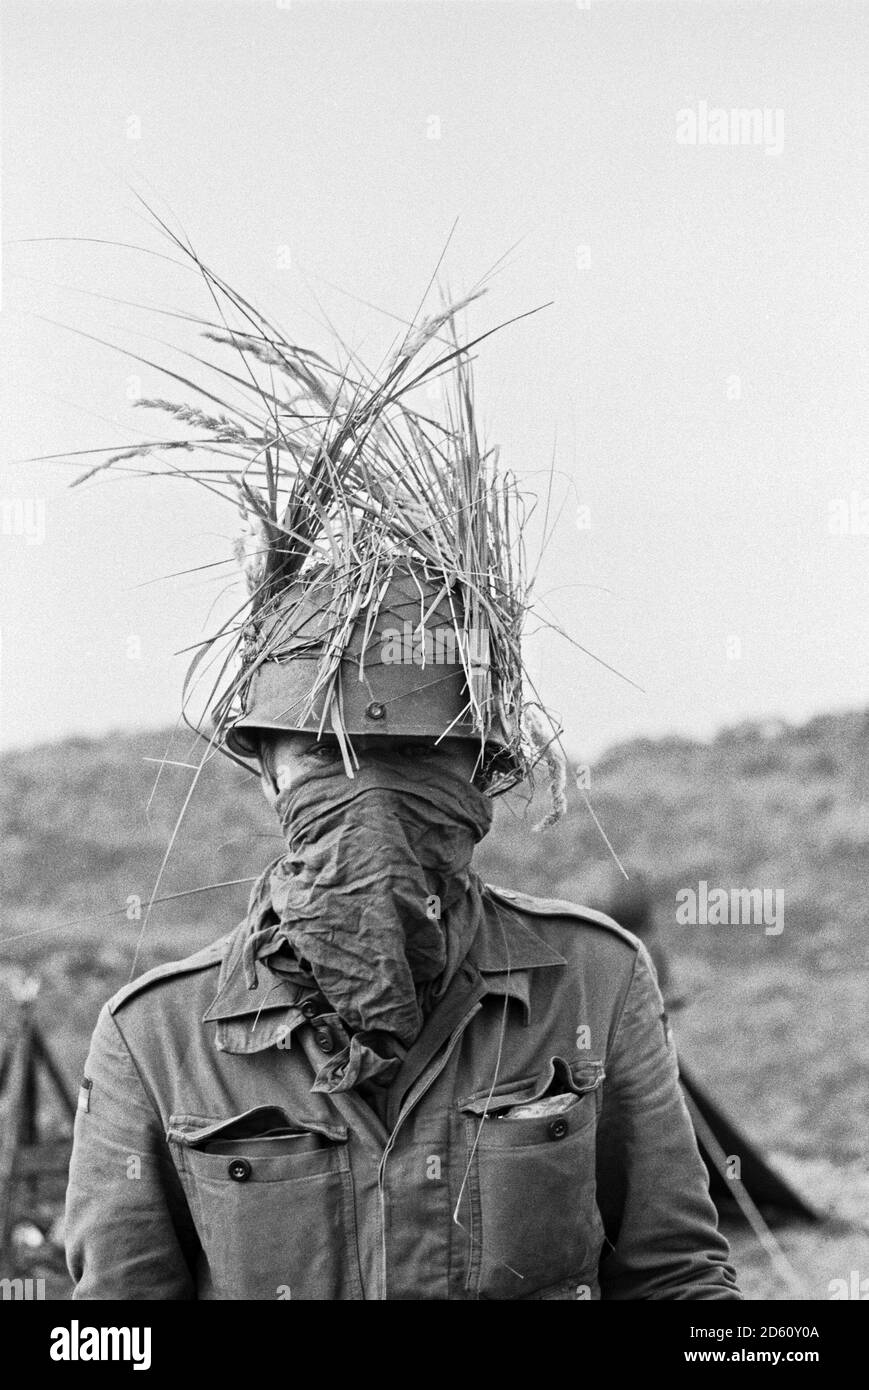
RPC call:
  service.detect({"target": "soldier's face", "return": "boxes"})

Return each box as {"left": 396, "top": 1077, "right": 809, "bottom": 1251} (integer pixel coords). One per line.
{"left": 258, "top": 731, "right": 479, "bottom": 804}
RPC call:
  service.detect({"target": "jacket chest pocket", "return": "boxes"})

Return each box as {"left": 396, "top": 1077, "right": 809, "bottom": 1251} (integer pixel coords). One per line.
{"left": 458, "top": 1059, "right": 606, "bottom": 1300}
{"left": 167, "top": 1106, "right": 363, "bottom": 1301}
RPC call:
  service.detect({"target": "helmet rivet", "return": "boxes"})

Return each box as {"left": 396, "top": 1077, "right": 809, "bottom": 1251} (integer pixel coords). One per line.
{"left": 365, "top": 701, "right": 386, "bottom": 721}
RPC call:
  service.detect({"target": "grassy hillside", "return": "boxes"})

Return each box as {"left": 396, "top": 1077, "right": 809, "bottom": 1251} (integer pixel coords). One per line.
{"left": 2, "top": 709, "right": 867, "bottom": 1297}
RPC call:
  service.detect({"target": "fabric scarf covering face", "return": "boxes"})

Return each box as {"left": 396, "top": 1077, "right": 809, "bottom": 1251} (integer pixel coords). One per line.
{"left": 242, "top": 750, "right": 493, "bottom": 1094}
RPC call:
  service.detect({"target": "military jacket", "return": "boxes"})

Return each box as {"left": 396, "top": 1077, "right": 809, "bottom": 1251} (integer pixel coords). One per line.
{"left": 65, "top": 885, "right": 740, "bottom": 1301}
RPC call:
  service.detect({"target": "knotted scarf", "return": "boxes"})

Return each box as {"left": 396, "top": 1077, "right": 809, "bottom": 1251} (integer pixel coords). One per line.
{"left": 241, "top": 749, "right": 493, "bottom": 1092}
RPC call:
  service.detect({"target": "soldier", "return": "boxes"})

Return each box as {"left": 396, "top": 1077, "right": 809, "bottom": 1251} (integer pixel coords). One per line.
{"left": 64, "top": 277, "right": 740, "bottom": 1299}
{"left": 65, "top": 564, "right": 740, "bottom": 1300}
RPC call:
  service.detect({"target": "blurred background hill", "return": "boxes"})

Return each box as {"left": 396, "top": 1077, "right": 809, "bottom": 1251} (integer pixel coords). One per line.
{"left": 2, "top": 707, "right": 867, "bottom": 1297}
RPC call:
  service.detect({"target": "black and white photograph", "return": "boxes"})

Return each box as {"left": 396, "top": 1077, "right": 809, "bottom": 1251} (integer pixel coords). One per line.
{"left": 0, "top": 0, "right": 866, "bottom": 1345}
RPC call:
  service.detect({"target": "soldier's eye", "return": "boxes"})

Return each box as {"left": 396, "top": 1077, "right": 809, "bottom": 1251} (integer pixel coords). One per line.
{"left": 310, "top": 744, "right": 340, "bottom": 761}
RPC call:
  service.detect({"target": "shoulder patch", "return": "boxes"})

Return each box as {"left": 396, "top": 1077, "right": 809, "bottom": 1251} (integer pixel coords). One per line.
{"left": 485, "top": 883, "right": 640, "bottom": 949}
{"left": 108, "top": 933, "right": 229, "bottom": 1015}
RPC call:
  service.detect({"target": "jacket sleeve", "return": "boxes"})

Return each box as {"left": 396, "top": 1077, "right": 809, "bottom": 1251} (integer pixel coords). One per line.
{"left": 65, "top": 1002, "right": 197, "bottom": 1300}
{"left": 595, "top": 942, "right": 741, "bottom": 1300}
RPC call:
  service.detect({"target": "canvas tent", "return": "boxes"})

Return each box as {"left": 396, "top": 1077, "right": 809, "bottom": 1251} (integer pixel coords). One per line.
{"left": 679, "top": 1061, "right": 818, "bottom": 1223}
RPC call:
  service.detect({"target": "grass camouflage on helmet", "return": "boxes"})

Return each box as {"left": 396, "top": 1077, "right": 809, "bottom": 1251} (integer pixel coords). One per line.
{"left": 71, "top": 219, "right": 567, "bottom": 815}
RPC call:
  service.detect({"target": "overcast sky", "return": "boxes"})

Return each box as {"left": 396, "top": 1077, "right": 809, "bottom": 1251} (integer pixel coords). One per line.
{"left": 1, "top": 0, "right": 866, "bottom": 762}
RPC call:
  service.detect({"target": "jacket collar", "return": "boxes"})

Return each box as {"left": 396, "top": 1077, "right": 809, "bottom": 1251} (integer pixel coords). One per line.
{"left": 202, "top": 883, "right": 566, "bottom": 1031}
{"left": 469, "top": 889, "right": 566, "bottom": 1021}
{"left": 202, "top": 924, "right": 302, "bottom": 1025}
{"left": 471, "top": 889, "right": 567, "bottom": 973}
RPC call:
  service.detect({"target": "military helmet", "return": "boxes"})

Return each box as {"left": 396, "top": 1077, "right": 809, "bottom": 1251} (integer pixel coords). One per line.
{"left": 223, "top": 563, "right": 516, "bottom": 767}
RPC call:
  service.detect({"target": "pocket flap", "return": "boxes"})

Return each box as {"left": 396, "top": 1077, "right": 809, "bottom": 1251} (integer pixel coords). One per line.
{"left": 459, "top": 1056, "right": 604, "bottom": 1116}
{"left": 167, "top": 1105, "right": 347, "bottom": 1148}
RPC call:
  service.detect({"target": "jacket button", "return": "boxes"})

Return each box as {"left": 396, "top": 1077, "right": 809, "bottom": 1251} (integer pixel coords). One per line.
{"left": 301, "top": 1001, "right": 319, "bottom": 1019}
{"left": 548, "top": 1117, "right": 569, "bottom": 1141}
{"left": 314, "top": 1026, "right": 335, "bottom": 1054}
{"left": 228, "top": 1158, "right": 252, "bottom": 1182}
